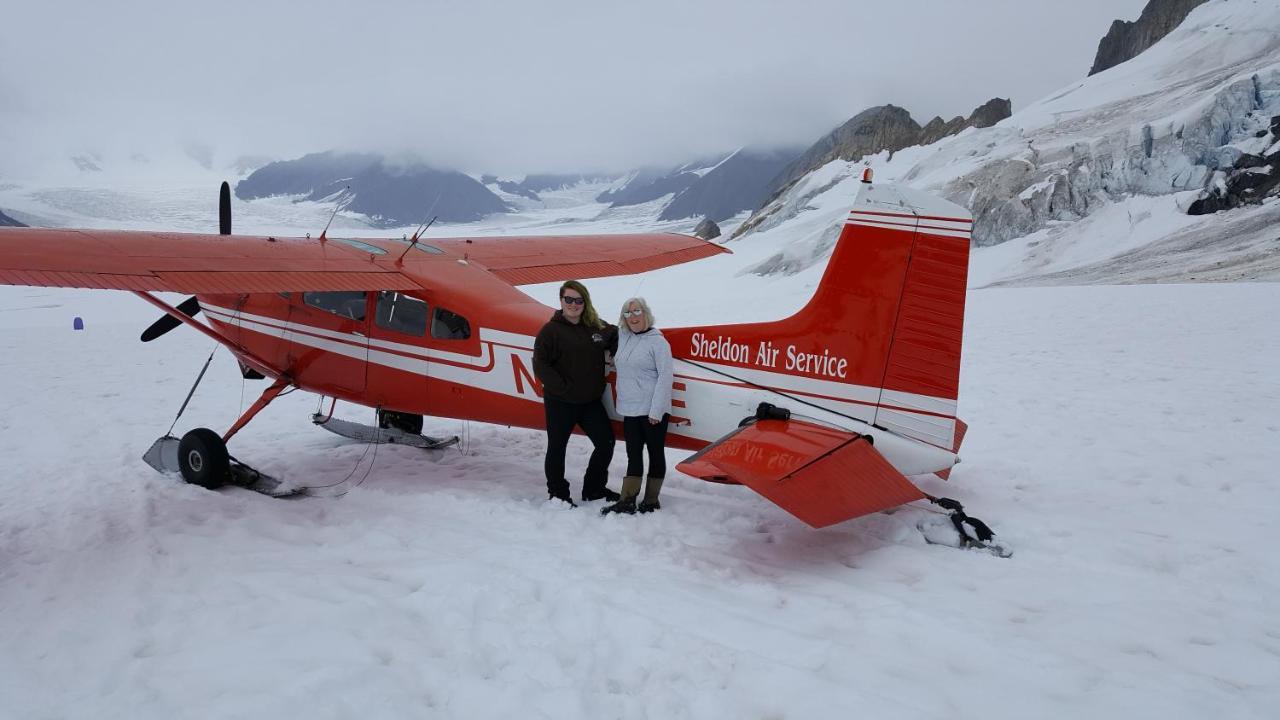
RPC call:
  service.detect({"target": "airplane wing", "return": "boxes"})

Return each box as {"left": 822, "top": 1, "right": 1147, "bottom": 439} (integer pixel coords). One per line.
{"left": 427, "top": 233, "right": 729, "bottom": 285}
{"left": 677, "top": 418, "right": 927, "bottom": 528}
{"left": 0, "top": 228, "right": 727, "bottom": 293}
{"left": 0, "top": 228, "right": 423, "bottom": 293}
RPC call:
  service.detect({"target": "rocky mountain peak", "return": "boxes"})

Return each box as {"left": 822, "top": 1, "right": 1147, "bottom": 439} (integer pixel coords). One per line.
{"left": 693, "top": 218, "right": 721, "bottom": 240}
{"left": 967, "top": 97, "right": 1013, "bottom": 129}
{"left": 740, "top": 98, "right": 1011, "bottom": 238}
{"left": 919, "top": 98, "right": 1012, "bottom": 145}
{"left": 1089, "top": 0, "right": 1209, "bottom": 76}
{"left": 765, "top": 105, "right": 923, "bottom": 199}
{"left": 235, "top": 151, "right": 511, "bottom": 226}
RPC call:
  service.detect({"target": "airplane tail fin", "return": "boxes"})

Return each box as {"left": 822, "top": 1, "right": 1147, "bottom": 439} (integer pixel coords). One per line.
{"left": 672, "top": 178, "right": 973, "bottom": 525}
{"left": 670, "top": 178, "right": 972, "bottom": 452}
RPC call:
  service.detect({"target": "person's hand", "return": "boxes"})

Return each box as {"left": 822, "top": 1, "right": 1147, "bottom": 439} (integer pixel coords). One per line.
{"left": 649, "top": 416, "right": 660, "bottom": 425}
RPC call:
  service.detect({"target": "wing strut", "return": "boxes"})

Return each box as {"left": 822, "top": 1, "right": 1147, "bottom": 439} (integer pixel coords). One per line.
{"left": 131, "top": 291, "right": 275, "bottom": 375}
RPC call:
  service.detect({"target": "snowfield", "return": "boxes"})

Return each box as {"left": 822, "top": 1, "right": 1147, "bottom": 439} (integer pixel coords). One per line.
{"left": 1, "top": 270, "right": 1278, "bottom": 719}
{"left": 2, "top": 2, "right": 1279, "bottom": 712}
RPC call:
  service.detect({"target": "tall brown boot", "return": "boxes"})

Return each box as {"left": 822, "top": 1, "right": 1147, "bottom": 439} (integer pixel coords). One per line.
{"left": 638, "top": 476, "right": 663, "bottom": 513}
{"left": 601, "top": 475, "right": 642, "bottom": 515}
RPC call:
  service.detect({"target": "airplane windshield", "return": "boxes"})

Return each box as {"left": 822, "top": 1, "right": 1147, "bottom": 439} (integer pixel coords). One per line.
{"left": 386, "top": 238, "right": 445, "bottom": 255}
{"left": 333, "top": 238, "right": 387, "bottom": 255}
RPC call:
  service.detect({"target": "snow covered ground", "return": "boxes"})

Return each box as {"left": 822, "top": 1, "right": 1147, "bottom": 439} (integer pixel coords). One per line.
{"left": 2, "top": 187, "right": 1279, "bottom": 717}
{"left": 4, "top": 3, "right": 1278, "bottom": 714}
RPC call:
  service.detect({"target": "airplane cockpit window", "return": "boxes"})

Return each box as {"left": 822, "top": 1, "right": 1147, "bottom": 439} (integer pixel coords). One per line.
{"left": 303, "top": 291, "right": 368, "bottom": 321}
{"left": 431, "top": 307, "right": 471, "bottom": 340}
{"left": 386, "top": 238, "right": 445, "bottom": 255}
{"left": 333, "top": 238, "right": 387, "bottom": 255}
{"left": 375, "top": 291, "right": 428, "bottom": 337}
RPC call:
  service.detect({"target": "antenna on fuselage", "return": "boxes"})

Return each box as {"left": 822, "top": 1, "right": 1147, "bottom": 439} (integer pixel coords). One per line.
{"left": 396, "top": 216, "right": 436, "bottom": 265}
{"left": 395, "top": 192, "right": 443, "bottom": 265}
{"left": 317, "top": 185, "right": 352, "bottom": 244}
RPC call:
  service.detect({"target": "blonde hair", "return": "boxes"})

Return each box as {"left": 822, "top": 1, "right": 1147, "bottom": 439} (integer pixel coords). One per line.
{"left": 618, "top": 297, "right": 655, "bottom": 330}
{"left": 559, "top": 280, "right": 605, "bottom": 329}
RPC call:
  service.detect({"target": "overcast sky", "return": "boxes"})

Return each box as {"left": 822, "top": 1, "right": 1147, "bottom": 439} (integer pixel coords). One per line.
{"left": 1, "top": 0, "right": 1149, "bottom": 177}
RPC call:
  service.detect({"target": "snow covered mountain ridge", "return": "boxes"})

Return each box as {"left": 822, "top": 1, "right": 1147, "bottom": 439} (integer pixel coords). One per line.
{"left": 736, "top": 0, "right": 1280, "bottom": 284}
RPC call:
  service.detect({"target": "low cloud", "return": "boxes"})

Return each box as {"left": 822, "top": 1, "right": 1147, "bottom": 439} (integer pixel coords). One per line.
{"left": 2, "top": 0, "right": 1148, "bottom": 177}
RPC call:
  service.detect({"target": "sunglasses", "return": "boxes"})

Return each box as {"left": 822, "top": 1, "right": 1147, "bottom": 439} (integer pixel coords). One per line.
{"left": 622, "top": 309, "right": 644, "bottom": 317}
{"left": 560, "top": 295, "right": 585, "bottom": 305}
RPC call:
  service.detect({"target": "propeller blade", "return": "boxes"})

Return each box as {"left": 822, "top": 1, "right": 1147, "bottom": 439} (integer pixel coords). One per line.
{"left": 140, "top": 296, "right": 201, "bottom": 342}
{"left": 219, "top": 181, "right": 231, "bottom": 235}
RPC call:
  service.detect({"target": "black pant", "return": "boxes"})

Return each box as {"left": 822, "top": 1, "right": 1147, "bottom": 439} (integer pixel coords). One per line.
{"left": 544, "top": 398, "right": 616, "bottom": 498}
{"left": 624, "top": 414, "right": 669, "bottom": 479}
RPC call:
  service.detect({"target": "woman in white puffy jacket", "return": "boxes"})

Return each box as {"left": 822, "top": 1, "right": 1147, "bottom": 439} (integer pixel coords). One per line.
{"left": 602, "top": 297, "right": 673, "bottom": 515}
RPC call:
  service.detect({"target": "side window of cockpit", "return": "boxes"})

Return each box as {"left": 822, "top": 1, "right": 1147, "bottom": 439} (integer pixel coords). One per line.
{"left": 303, "top": 291, "right": 367, "bottom": 321}
{"left": 431, "top": 307, "right": 471, "bottom": 340}
{"left": 375, "top": 291, "right": 428, "bottom": 337}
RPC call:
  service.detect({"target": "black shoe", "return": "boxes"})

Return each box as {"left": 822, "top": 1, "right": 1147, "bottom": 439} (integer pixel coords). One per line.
{"left": 548, "top": 492, "right": 578, "bottom": 508}
{"left": 601, "top": 496, "right": 637, "bottom": 516}
{"left": 638, "top": 499, "right": 661, "bottom": 513}
{"left": 582, "top": 487, "right": 621, "bottom": 502}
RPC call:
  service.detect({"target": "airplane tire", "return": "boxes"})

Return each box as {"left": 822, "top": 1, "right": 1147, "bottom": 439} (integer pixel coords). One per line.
{"left": 377, "top": 410, "right": 423, "bottom": 435}
{"left": 178, "top": 428, "right": 230, "bottom": 489}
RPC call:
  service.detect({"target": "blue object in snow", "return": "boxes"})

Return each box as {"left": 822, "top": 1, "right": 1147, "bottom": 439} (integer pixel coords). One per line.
{"left": 73, "top": 316, "right": 84, "bottom": 330}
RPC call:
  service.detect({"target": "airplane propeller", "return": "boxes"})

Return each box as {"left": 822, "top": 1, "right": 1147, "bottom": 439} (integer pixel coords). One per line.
{"left": 139, "top": 181, "right": 230, "bottom": 342}
{"left": 140, "top": 295, "right": 202, "bottom": 342}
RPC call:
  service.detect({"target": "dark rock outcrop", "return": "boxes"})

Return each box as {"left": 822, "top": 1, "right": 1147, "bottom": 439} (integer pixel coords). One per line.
{"left": 1188, "top": 115, "right": 1280, "bottom": 214}
{"left": 770, "top": 100, "right": 1009, "bottom": 200}
{"left": 658, "top": 146, "right": 802, "bottom": 222}
{"left": 693, "top": 218, "right": 721, "bottom": 240}
{"left": 737, "top": 99, "right": 1011, "bottom": 238}
{"left": 236, "top": 152, "right": 510, "bottom": 226}
{"left": 1089, "top": 0, "right": 1208, "bottom": 76}
{"left": 967, "top": 98, "right": 1013, "bottom": 130}
{"left": 918, "top": 98, "right": 1013, "bottom": 145}
{"left": 919, "top": 115, "right": 969, "bottom": 147}
{"left": 0, "top": 209, "right": 25, "bottom": 227}
{"left": 769, "top": 105, "right": 922, "bottom": 196}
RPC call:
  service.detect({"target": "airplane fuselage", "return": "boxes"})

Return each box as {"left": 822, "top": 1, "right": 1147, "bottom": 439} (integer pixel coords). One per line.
{"left": 200, "top": 270, "right": 958, "bottom": 478}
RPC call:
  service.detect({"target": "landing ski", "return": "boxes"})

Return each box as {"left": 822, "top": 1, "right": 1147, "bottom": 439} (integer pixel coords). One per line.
{"left": 311, "top": 414, "right": 459, "bottom": 450}
{"left": 141, "top": 435, "right": 303, "bottom": 498}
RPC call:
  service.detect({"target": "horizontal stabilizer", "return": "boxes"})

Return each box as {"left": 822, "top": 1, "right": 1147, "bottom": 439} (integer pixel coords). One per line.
{"left": 677, "top": 419, "right": 926, "bottom": 528}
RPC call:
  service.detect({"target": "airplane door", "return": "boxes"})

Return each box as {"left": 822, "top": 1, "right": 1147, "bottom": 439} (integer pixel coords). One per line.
{"left": 285, "top": 291, "right": 371, "bottom": 395}
{"left": 366, "top": 291, "right": 432, "bottom": 411}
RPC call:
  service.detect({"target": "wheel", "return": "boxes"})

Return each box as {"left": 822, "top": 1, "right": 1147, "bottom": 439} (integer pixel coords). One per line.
{"left": 178, "top": 428, "right": 230, "bottom": 489}
{"left": 377, "top": 410, "right": 423, "bottom": 435}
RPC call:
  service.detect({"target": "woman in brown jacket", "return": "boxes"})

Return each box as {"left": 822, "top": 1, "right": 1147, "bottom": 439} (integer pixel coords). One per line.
{"left": 532, "top": 280, "right": 620, "bottom": 506}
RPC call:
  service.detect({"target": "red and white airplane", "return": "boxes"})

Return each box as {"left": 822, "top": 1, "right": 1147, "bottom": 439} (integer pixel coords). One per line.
{"left": 0, "top": 173, "right": 975, "bottom": 531}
